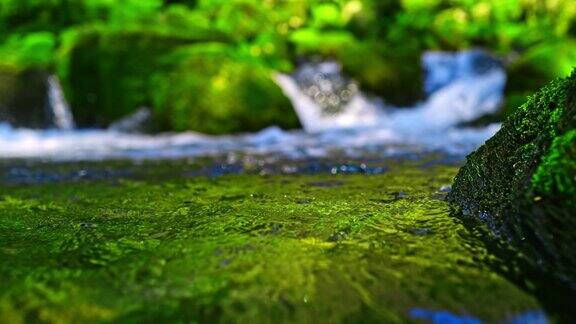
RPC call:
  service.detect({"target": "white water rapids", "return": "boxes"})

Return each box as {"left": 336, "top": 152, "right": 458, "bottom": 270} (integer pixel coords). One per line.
{"left": 0, "top": 50, "right": 505, "bottom": 161}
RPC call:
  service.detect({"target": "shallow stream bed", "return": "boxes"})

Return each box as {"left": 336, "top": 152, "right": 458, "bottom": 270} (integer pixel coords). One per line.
{"left": 0, "top": 159, "right": 544, "bottom": 323}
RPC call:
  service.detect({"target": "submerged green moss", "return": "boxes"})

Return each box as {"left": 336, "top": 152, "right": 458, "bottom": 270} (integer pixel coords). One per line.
{"left": 0, "top": 164, "right": 540, "bottom": 323}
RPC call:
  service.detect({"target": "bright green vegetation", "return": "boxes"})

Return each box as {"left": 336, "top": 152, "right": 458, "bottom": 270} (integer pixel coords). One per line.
{"left": 0, "top": 164, "right": 542, "bottom": 323}
{"left": 1, "top": 0, "right": 576, "bottom": 131}
{"left": 532, "top": 129, "right": 576, "bottom": 196}
{"left": 450, "top": 69, "right": 576, "bottom": 320}
{"left": 151, "top": 44, "right": 299, "bottom": 133}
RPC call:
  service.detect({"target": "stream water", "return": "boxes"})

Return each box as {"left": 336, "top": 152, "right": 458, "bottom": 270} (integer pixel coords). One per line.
{"left": 0, "top": 50, "right": 504, "bottom": 161}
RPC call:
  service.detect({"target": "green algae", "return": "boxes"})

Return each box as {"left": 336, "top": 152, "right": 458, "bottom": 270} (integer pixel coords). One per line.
{"left": 0, "top": 164, "right": 541, "bottom": 323}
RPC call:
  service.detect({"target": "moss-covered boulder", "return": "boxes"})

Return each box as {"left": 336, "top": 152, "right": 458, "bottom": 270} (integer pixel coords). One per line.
{"left": 56, "top": 26, "right": 201, "bottom": 128}
{"left": 152, "top": 44, "right": 300, "bottom": 134}
{"left": 57, "top": 25, "right": 299, "bottom": 134}
{"left": 0, "top": 67, "right": 48, "bottom": 128}
{"left": 449, "top": 70, "right": 576, "bottom": 319}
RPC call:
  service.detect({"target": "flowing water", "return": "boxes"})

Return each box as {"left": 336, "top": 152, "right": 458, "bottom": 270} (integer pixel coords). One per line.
{"left": 0, "top": 50, "right": 504, "bottom": 161}
{"left": 45, "top": 75, "right": 76, "bottom": 131}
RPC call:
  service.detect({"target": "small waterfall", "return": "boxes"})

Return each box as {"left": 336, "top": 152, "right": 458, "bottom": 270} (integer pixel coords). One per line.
{"left": 0, "top": 50, "right": 507, "bottom": 161}
{"left": 275, "top": 49, "right": 506, "bottom": 134}
{"left": 46, "top": 75, "right": 75, "bottom": 130}
{"left": 274, "top": 61, "right": 382, "bottom": 132}
{"left": 109, "top": 107, "right": 152, "bottom": 133}
{"left": 422, "top": 49, "right": 503, "bottom": 96}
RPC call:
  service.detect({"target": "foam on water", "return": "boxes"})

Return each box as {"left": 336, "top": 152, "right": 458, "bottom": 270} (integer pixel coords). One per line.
{"left": 277, "top": 49, "right": 505, "bottom": 133}
{"left": 0, "top": 50, "right": 505, "bottom": 161}
{"left": 0, "top": 122, "right": 500, "bottom": 161}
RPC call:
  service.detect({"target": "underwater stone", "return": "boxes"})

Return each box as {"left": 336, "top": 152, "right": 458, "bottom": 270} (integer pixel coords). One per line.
{"left": 449, "top": 69, "right": 576, "bottom": 319}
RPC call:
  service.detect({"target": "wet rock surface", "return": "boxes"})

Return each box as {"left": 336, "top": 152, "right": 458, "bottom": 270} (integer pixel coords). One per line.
{"left": 0, "top": 152, "right": 458, "bottom": 185}
{"left": 450, "top": 70, "right": 576, "bottom": 320}
{"left": 0, "top": 160, "right": 542, "bottom": 323}
{"left": 3, "top": 166, "right": 130, "bottom": 184}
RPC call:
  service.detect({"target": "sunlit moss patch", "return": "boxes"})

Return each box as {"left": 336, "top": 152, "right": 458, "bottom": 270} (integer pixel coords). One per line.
{"left": 0, "top": 163, "right": 541, "bottom": 323}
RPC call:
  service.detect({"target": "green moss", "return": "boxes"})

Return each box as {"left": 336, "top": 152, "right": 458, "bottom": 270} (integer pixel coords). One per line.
{"left": 152, "top": 44, "right": 300, "bottom": 134}
{"left": 337, "top": 41, "right": 424, "bottom": 106}
{"left": 56, "top": 25, "right": 299, "bottom": 133}
{"left": 0, "top": 164, "right": 540, "bottom": 323}
{"left": 56, "top": 24, "right": 224, "bottom": 127}
{"left": 450, "top": 69, "right": 576, "bottom": 320}
{"left": 0, "top": 32, "right": 57, "bottom": 128}
{"left": 0, "top": 32, "right": 56, "bottom": 70}
{"left": 451, "top": 70, "right": 575, "bottom": 213}
{"left": 532, "top": 129, "right": 576, "bottom": 196}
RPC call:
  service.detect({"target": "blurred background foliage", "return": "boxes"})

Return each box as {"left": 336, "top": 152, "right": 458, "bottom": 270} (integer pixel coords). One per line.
{"left": 0, "top": 0, "right": 575, "bottom": 133}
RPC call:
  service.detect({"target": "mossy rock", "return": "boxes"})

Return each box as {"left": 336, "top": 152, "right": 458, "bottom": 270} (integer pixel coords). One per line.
{"left": 0, "top": 161, "right": 542, "bottom": 322}
{"left": 0, "top": 67, "right": 48, "bottom": 128}
{"left": 57, "top": 26, "right": 297, "bottom": 133}
{"left": 450, "top": 70, "right": 576, "bottom": 320}
{"left": 56, "top": 25, "right": 222, "bottom": 128}
{"left": 152, "top": 44, "right": 300, "bottom": 134}
{"left": 341, "top": 45, "right": 423, "bottom": 107}
{"left": 290, "top": 33, "right": 424, "bottom": 106}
